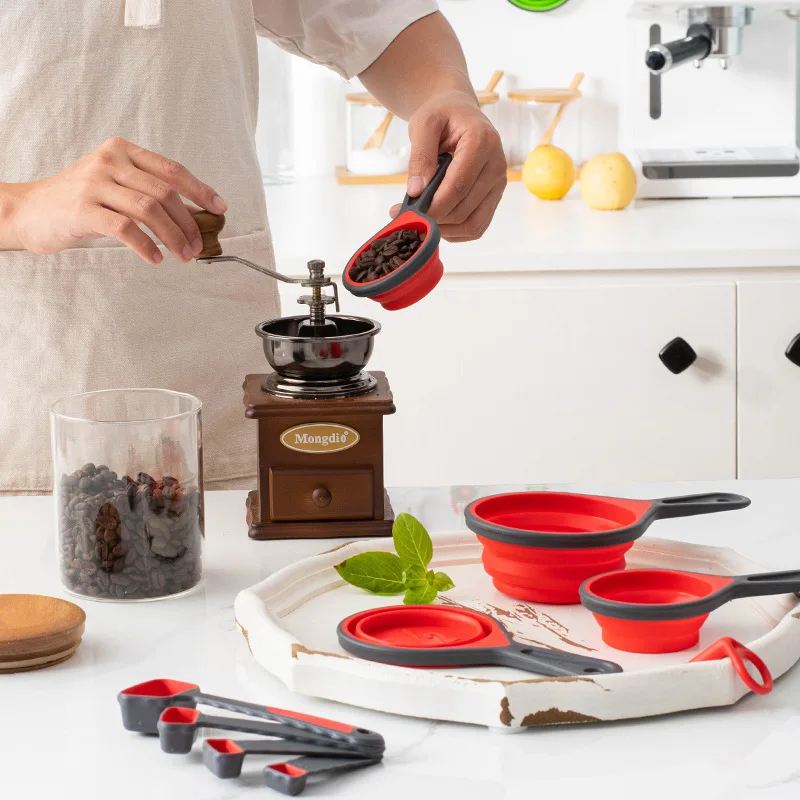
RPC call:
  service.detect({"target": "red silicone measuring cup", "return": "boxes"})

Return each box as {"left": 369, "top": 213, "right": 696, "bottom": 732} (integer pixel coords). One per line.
{"left": 580, "top": 567, "right": 800, "bottom": 653}
{"left": 465, "top": 491, "right": 750, "bottom": 604}
{"left": 337, "top": 605, "right": 622, "bottom": 675}
{"left": 342, "top": 153, "right": 452, "bottom": 311}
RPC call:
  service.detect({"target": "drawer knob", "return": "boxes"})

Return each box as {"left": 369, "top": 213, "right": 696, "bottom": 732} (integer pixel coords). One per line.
{"left": 786, "top": 334, "right": 800, "bottom": 367}
{"left": 659, "top": 337, "right": 697, "bottom": 374}
{"left": 312, "top": 487, "right": 332, "bottom": 508}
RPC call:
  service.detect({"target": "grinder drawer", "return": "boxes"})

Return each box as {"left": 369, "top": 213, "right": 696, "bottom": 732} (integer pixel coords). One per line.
{"left": 269, "top": 467, "right": 374, "bottom": 521}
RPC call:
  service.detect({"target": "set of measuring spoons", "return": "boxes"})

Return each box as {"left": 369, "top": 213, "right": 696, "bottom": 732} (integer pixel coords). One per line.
{"left": 118, "top": 679, "right": 384, "bottom": 795}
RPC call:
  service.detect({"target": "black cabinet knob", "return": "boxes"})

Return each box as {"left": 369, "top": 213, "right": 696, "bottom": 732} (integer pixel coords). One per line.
{"left": 786, "top": 334, "right": 800, "bottom": 367}
{"left": 659, "top": 337, "right": 697, "bottom": 374}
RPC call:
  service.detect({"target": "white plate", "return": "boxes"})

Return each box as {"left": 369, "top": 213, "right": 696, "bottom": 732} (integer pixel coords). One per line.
{"left": 234, "top": 533, "right": 800, "bottom": 729}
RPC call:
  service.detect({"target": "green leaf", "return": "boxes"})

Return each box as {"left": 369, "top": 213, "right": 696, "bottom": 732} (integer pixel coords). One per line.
{"left": 403, "top": 563, "right": 427, "bottom": 589}
{"left": 334, "top": 552, "right": 406, "bottom": 595}
{"left": 403, "top": 582, "right": 438, "bottom": 605}
{"left": 432, "top": 571, "right": 455, "bottom": 592}
{"left": 392, "top": 513, "right": 433, "bottom": 569}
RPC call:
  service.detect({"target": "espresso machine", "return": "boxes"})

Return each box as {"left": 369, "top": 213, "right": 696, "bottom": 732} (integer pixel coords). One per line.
{"left": 623, "top": 2, "right": 800, "bottom": 197}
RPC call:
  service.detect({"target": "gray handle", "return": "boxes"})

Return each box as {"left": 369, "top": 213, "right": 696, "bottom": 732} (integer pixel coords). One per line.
{"left": 494, "top": 642, "right": 622, "bottom": 676}
{"left": 264, "top": 755, "right": 381, "bottom": 796}
{"left": 730, "top": 570, "right": 800, "bottom": 600}
{"left": 651, "top": 493, "right": 750, "bottom": 520}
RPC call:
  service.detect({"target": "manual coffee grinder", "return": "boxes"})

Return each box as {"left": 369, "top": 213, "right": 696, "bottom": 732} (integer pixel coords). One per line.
{"left": 193, "top": 212, "right": 395, "bottom": 540}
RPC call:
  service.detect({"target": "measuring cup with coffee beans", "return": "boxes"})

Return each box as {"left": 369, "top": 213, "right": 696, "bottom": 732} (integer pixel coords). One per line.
{"left": 343, "top": 153, "right": 452, "bottom": 311}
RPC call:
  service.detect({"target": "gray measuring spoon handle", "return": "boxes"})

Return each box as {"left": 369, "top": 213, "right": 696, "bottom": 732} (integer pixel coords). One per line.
{"left": 729, "top": 569, "right": 800, "bottom": 600}
{"left": 193, "top": 692, "right": 383, "bottom": 753}
{"left": 197, "top": 714, "right": 337, "bottom": 747}
{"left": 494, "top": 643, "right": 623, "bottom": 677}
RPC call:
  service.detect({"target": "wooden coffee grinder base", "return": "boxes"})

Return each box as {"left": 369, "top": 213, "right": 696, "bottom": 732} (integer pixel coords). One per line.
{"left": 243, "top": 372, "right": 395, "bottom": 540}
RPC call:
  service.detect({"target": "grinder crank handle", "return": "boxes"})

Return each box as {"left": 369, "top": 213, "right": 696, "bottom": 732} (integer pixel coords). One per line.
{"left": 188, "top": 690, "right": 384, "bottom": 753}
{"left": 190, "top": 211, "right": 333, "bottom": 294}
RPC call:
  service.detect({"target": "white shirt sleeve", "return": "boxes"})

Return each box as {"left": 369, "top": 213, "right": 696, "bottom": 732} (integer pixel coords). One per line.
{"left": 253, "top": 0, "right": 440, "bottom": 80}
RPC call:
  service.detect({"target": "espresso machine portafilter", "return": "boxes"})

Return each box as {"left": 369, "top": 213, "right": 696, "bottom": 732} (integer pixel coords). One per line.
{"left": 645, "top": 6, "right": 753, "bottom": 74}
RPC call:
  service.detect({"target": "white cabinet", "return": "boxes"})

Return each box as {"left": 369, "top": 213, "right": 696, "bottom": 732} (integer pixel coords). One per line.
{"left": 738, "top": 281, "right": 800, "bottom": 479}
{"left": 280, "top": 280, "right": 737, "bottom": 486}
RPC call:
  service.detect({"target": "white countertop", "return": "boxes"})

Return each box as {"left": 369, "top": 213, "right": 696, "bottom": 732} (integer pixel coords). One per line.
{"left": 3, "top": 479, "right": 800, "bottom": 799}
{"left": 265, "top": 179, "right": 800, "bottom": 276}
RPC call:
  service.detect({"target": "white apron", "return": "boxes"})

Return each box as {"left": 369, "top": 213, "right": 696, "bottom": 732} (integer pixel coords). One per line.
{"left": 0, "top": 0, "right": 280, "bottom": 492}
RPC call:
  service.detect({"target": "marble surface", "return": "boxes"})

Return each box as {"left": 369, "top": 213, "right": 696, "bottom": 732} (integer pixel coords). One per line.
{"left": 265, "top": 179, "right": 800, "bottom": 276}
{"left": 3, "top": 479, "right": 800, "bottom": 799}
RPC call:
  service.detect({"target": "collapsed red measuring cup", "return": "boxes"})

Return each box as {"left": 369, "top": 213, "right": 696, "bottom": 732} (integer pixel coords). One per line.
{"left": 337, "top": 605, "right": 623, "bottom": 676}
{"left": 580, "top": 566, "right": 800, "bottom": 653}
{"left": 342, "top": 153, "right": 452, "bottom": 311}
{"left": 465, "top": 491, "right": 750, "bottom": 604}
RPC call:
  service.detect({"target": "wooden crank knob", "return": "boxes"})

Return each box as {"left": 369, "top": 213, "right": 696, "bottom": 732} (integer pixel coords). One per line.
{"left": 192, "top": 211, "right": 225, "bottom": 258}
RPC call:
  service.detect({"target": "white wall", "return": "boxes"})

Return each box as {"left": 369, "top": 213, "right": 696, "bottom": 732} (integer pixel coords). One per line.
{"left": 256, "top": 0, "right": 632, "bottom": 178}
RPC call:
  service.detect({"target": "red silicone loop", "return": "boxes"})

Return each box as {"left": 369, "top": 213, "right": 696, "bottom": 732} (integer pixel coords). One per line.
{"left": 691, "top": 637, "right": 773, "bottom": 695}
{"left": 265, "top": 707, "right": 354, "bottom": 734}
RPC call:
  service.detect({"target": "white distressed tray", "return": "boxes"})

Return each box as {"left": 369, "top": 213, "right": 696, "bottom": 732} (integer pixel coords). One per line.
{"left": 234, "top": 533, "right": 800, "bottom": 729}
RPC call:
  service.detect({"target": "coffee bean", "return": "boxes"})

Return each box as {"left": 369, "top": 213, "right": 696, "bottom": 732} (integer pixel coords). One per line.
{"left": 352, "top": 228, "right": 423, "bottom": 283}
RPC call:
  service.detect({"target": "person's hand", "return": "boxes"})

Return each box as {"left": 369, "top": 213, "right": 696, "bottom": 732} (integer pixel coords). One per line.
{"left": 392, "top": 90, "right": 506, "bottom": 242}
{"left": 10, "top": 137, "right": 227, "bottom": 264}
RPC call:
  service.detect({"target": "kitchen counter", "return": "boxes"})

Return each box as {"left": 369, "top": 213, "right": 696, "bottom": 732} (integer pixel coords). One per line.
{"left": 3, "top": 479, "right": 800, "bottom": 799}
{"left": 265, "top": 179, "right": 800, "bottom": 276}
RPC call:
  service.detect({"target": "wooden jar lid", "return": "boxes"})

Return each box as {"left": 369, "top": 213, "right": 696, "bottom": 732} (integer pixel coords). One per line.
{"left": 508, "top": 88, "right": 582, "bottom": 103}
{"left": 0, "top": 594, "right": 86, "bottom": 673}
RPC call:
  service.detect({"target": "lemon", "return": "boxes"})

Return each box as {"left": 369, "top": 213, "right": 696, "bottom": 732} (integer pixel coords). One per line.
{"left": 579, "top": 153, "right": 637, "bottom": 210}
{"left": 522, "top": 145, "right": 575, "bottom": 201}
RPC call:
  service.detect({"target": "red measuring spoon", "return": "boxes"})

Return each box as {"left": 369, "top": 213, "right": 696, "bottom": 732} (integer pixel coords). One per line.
{"left": 691, "top": 637, "right": 773, "bottom": 695}
{"left": 203, "top": 738, "right": 365, "bottom": 780}
{"left": 337, "top": 605, "right": 622, "bottom": 675}
{"left": 580, "top": 566, "right": 800, "bottom": 653}
{"left": 465, "top": 491, "right": 750, "bottom": 604}
{"left": 342, "top": 153, "right": 452, "bottom": 311}
{"left": 117, "top": 678, "right": 383, "bottom": 753}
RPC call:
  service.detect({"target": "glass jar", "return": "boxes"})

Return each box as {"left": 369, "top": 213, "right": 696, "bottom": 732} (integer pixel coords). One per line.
{"left": 344, "top": 91, "right": 502, "bottom": 177}
{"left": 51, "top": 389, "right": 204, "bottom": 602}
{"left": 255, "top": 38, "right": 294, "bottom": 185}
{"left": 508, "top": 88, "right": 582, "bottom": 169}
{"left": 345, "top": 93, "right": 410, "bottom": 176}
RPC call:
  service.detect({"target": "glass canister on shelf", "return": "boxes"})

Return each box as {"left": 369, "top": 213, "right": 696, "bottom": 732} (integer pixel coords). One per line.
{"left": 339, "top": 70, "right": 505, "bottom": 184}
{"left": 255, "top": 38, "right": 294, "bottom": 185}
{"left": 508, "top": 85, "right": 583, "bottom": 172}
{"left": 51, "top": 389, "right": 204, "bottom": 602}
{"left": 343, "top": 93, "right": 410, "bottom": 181}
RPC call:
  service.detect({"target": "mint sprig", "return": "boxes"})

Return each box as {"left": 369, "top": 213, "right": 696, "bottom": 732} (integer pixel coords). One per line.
{"left": 334, "top": 513, "right": 454, "bottom": 604}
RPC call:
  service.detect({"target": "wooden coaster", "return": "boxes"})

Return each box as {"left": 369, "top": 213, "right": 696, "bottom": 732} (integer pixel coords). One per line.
{"left": 0, "top": 594, "right": 85, "bottom": 673}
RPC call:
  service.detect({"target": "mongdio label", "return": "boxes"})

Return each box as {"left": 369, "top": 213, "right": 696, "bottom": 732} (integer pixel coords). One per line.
{"left": 279, "top": 423, "right": 360, "bottom": 454}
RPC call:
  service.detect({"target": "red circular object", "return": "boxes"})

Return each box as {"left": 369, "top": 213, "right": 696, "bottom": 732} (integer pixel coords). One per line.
{"left": 342, "top": 212, "right": 444, "bottom": 311}
{"left": 478, "top": 535, "right": 634, "bottom": 604}
{"left": 353, "top": 607, "right": 490, "bottom": 648}
{"left": 342, "top": 606, "right": 509, "bottom": 652}
{"left": 466, "top": 492, "right": 654, "bottom": 604}
{"left": 581, "top": 569, "right": 736, "bottom": 653}
{"left": 592, "top": 613, "right": 709, "bottom": 653}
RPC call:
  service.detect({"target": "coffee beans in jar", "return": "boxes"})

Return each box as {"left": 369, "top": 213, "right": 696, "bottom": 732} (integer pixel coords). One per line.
{"left": 58, "top": 464, "right": 203, "bottom": 601}
{"left": 350, "top": 228, "right": 424, "bottom": 284}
